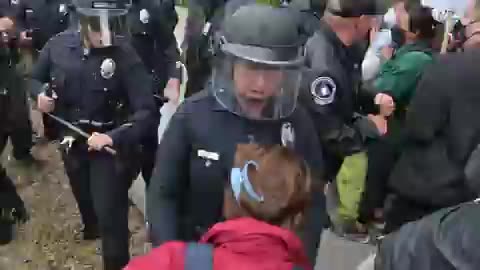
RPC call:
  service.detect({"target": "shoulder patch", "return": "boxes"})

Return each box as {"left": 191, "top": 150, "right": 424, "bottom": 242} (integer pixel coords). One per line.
{"left": 310, "top": 77, "right": 336, "bottom": 106}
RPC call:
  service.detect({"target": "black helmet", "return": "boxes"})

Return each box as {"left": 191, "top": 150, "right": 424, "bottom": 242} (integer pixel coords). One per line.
{"left": 326, "top": 0, "right": 388, "bottom": 17}
{"left": 73, "top": 0, "right": 131, "bottom": 47}
{"left": 219, "top": 4, "right": 306, "bottom": 66}
{"left": 212, "top": 4, "right": 305, "bottom": 120}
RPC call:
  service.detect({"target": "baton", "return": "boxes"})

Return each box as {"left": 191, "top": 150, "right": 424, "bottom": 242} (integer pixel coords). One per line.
{"left": 46, "top": 113, "right": 117, "bottom": 155}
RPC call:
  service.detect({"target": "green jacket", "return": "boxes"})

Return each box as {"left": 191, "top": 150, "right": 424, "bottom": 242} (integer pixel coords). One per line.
{"left": 373, "top": 41, "right": 434, "bottom": 145}
{"left": 374, "top": 41, "right": 434, "bottom": 110}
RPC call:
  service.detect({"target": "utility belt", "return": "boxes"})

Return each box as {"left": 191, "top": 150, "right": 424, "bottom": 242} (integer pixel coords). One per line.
{"left": 73, "top": 119, "right": 115, "bottom": 133}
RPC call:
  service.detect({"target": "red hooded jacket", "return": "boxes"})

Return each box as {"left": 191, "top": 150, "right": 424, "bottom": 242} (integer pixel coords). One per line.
{"left": 125, "top": 218, "right": 312, "bottom": 270}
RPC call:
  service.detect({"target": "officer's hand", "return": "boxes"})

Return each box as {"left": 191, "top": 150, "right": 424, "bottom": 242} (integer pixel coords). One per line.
{"left": 375, "top": 93, "right": 395, "bottom": 117}
{"left": 37, "top": 93, "right": 55, "bottom": 113}
{"left": 368, "top": 114, "right": 388, "bottom": 136}
{"left": 164, "top": 78, "right": 181, "bottom": 104}
{"left": 87, "top": 132, "right": 113, "bottom": 152}
{"left": 0, "top": 18, "right": 14, "bottom": 32}
{"left": 18, "top": 31, "right": 32, "bottom": 46}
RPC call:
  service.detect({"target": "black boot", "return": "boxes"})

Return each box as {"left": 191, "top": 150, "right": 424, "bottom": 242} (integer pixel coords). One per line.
{"left": 0, "top": 219, "right": 13, "bottom": 245}
{"left": 103, "top": 256, "right": 129, "bottom": 270}
{"left": 83, "top": 224, "right": 100, "bottom": 240}
{"left": 0, "top": 170, "right": 28, "bottom": 245}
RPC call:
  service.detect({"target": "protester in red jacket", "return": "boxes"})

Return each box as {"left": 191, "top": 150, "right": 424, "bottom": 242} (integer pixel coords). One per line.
{"left": 125, "top": 144, "right": 314, "bottom": 270}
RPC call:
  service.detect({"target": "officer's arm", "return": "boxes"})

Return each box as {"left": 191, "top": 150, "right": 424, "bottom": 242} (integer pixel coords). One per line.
{"left": 29, "top": 42, "right": 51, "bottom": 100}
{"left": 295, "top": 106, "right": 325, "bottom": 179}
{"left": 147, "top": 105, "right": 191, "bottom": 246}
{"left": 404, "top": 62, "right": 449, "bottom": 142}
{"left": 106, "top": 59, "right": 157, "bottom": 146}
{"left": 301, "top": 71, "right": 380, "bottom": 157}
{"left": 294, "top": 107, "right": 327, "bottom": 264}
{"left": 182, "top": 0, "right": 208, "bottom": 54}
{"left": 165, "top": 41, "right": 181, "bottom": 80}
{"left": 155, "top": 0, "right": 181, "bottom": 80}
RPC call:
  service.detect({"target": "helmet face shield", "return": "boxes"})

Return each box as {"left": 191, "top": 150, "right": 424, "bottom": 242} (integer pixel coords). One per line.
{"left": 211, "top": 56, "right": 303, "bottom": 121}
{"left": 76, "top": 1, "right": 129, "bottom": 47}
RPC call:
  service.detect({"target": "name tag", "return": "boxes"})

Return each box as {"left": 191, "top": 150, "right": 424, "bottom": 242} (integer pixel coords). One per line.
{"left": 197, "top": 149, "right": 219, "bottom": 161}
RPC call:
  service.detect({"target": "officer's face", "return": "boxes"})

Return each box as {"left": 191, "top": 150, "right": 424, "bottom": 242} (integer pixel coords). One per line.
{"left": 87, "top": 30, "right": 113, "bottom": 48}
{"left": 233, "top": 61, "right": 282, "bottom": 101}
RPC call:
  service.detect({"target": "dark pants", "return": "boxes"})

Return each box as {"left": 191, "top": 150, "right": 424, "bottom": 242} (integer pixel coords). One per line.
{"left": 141, "top": 77, "right": 163, "bottom": 187}
{"left": 0, "top": 129, "right": 27, "bottom": 244}
{"left": 6, "top": 70, "right": 33, "bottom": 159}
{"left": 42, "top": 113, "right": 60, "bottom": 141}
{"left": 301, "top": 188, "right": 327, "bottom": 265}
{"left": 384, "top": 195, "right": 439, "bottom": 234}
{"left": 140, "top": 133, "right": 158, "bottom": 187}
{"left": 62, "top": 144, "right": 134, "bottom": 269}
{"left": 358, "top": 138, "right": 398, "bottom": 224}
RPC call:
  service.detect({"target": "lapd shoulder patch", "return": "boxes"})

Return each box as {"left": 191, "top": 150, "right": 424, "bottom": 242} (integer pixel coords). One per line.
{"left": 310, "top": 77, "right": 336, "bottom": 106}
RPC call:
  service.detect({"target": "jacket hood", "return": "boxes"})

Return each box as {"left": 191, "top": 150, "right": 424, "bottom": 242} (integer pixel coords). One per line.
{"left": 200, "top": 217, "right": 310, "bottom": 268}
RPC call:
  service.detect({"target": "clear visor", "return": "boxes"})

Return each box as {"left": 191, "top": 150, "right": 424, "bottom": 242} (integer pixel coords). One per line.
{"left": 78, "top": 9, "right": 128, "bottom": 47}
{"left": 211, "top": 57, "right": 302, "bottom": 121}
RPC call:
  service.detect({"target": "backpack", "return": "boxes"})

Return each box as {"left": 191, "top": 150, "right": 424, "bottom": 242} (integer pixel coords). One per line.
{"left": 185, "top": 243, "right": 306, "bottom": 270}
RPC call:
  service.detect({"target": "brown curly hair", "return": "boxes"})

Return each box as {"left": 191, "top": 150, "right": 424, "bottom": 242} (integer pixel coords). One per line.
{"left": 223, "top": 144, "right": 312, "bottom": 231}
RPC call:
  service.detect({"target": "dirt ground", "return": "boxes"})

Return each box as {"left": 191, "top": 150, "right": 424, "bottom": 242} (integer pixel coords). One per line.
{"left": 0, "top": 110, "right": 149, "bottom": 270}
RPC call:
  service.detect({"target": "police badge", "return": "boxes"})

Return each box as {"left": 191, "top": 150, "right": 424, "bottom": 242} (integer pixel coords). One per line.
{"left": 281, "top": 122, "right": 295, "bottom": 148}
{"left": 59, "top": 3, "right": 66, "bottom": 14}
{"left": 139, "top": 9, "right": 150, "bottom": 24}
{"left": 100, "top": 58, "right": 116, "bottom": 79}
{"left": 311, "top": 77, "right": 337, "bottom": 106}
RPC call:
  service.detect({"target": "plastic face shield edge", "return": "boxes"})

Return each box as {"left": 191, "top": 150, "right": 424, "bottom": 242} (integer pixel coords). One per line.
{"left": 77, "top": 4, "right": 128, "bottom": 48}
{"left": 211, "top": 42, "right": 304, "bottom": 121}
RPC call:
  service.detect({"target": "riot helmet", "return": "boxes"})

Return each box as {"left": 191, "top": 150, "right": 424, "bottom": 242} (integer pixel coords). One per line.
{"left": 73, "top": 0, "right": 131, "bottom": 47}
{"left": 211, "top": 4, "right": 306, "bottom": 121}
{"left": 325, "top": 0, "right": 388, "bottom": 17}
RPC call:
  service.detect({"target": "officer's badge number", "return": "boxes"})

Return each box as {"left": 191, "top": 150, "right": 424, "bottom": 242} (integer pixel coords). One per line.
{"left": 59, "top": 4, "right": 67, "bottom": 14}
{"left": 310, "top": 77, "right": 336, "bottom": 106}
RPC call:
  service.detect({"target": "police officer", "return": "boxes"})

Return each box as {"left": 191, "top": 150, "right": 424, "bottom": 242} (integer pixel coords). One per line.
{"left": 13, "top": 0, "right": 73, "bottom": 143}
{"left": 300, "top": 0, "right": 395, "bottom": 181}
{"left": 30, "top": 0, "right": 156, "bottom": 268}
{"left": 0, "top": 2, "right": 28, "bottom": 246}
{"left": 0, "top": 0, "right": 36, "bottom": 165}
{"left": 127, "top": 0, "right": 181, "bottom": 186}
{"left": 14, "top": 0, "right": 72, "bottom": 53}
{"left": 182, "top": 0, "right": 285, "bottom": 98}
{"left": 148, "top": 4, "right": 326, "bottom": 265}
